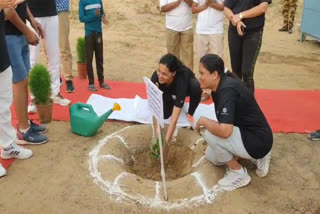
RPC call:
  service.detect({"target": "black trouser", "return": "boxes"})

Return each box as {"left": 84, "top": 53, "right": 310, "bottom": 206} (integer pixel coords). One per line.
{"left": 163, "top": 78, "right": 202, "bottom": 119}
{"left": 85, "top": 32, "right": 104, "bottom": 85}
{"left": 228, "top": 29, "right": 263, "bottom": 93}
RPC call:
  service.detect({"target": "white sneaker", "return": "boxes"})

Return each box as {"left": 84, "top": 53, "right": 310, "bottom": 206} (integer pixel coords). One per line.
{"left": 255, "top": 152, "right": 271, "bottom": 177}
{"left": 0, "top": 163, "right": 6, "bottom": 177}
{"left": 52, "top": 93, "right": 71, "bottom": 106}
{"left": 1, "top": 143, "right": 33, "bottom": 160}
{"left": 28, "top": 101, "right": 37, "bottom": 113}
{"left": 218, "top": 167, "right": 251, "bottom": 191}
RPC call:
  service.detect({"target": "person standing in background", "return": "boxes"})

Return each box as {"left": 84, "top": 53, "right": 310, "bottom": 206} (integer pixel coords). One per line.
{"left": 28, "top": 0, "right": 71, "bottom": 112}
{"left": 0, "top": 3, "right": 33, "bottom": 178}
{"left": 160, "top": 0, "right": 194, "bottom": 71}
{"left": 57, "top": 0, "right": 75, "bottom": 93}
{"left": 278, "top": 0, "right": 297, "bottom": 34}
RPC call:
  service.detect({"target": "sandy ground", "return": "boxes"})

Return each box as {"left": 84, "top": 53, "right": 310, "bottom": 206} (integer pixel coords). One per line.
{"left": 1, "top": 0, "right": 320, "bottom": 213}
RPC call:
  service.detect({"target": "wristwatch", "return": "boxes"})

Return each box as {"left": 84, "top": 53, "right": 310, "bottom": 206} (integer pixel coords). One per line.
{"left": 239, "top": 12, "right": 243, "bottom": 20}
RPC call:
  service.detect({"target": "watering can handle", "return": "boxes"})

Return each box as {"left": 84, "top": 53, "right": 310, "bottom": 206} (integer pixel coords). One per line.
{"left": 77, "top": 103, "right": 94, "bottom": 113}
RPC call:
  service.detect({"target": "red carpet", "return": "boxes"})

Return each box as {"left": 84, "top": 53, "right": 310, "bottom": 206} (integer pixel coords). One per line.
{"left": 10, "top": 77, "right": 320, "bottom": 133}
{"left": 12, "top": 78, "right": 320, "bottom": 133}
{"left": 4, "top": 77, "right": 320, "bottom": 171}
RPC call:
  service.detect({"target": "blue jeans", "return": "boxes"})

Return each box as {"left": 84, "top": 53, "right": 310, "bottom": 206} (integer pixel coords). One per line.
{"left": 5, "top": 35, "right": 30, "bottom": 84}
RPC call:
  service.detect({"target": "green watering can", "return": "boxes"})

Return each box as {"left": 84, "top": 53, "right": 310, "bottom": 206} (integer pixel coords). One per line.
{"left": 69, "top": 102, "right": 121, "bottom": 137}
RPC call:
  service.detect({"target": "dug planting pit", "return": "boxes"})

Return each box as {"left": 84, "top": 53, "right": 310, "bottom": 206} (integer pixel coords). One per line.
{"left": 89, "top": 125, "right": 225, "bottom": 210}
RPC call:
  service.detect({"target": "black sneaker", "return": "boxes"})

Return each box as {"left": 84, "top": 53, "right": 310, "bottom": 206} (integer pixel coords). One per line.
{"left": 308, "top": 130, "right": 320, "bottom": 141}
{"left": 66, "top": 80, "right": 75, "bottom": 93}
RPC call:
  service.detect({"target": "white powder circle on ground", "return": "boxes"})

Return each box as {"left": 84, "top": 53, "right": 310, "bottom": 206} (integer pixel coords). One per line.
{"left": 89, "top": 125, "right": 225, "bottom": 210}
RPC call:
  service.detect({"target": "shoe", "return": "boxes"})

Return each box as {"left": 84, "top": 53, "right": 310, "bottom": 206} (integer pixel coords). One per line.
{"left": 100, "top": 82, "right": 111, "bottom": 90}
{"left": 30, "top": 120, "right": 47, "bottom": 133}
{"left": 308, "top": 130, "right": 320, "bottom": 141}
{"left": 1, "top": 143, "right": 33, "bottom": 159}
{"left": 66, "top": 80, "right": 75, "bottom": 93}
{"left": 0, "top": 163, "right": 6, "bottom": 177}
{"left": 53, "top": 93, "right": 71, "bottom": 106}
{"left": 278, "top": 26, "right": 288, "bottom": 32}
{"left": 88, "top": 84, "right": 98, "bottom": 92}
{"left": 218, "top": 167, "right": 251, "bottom": 191}
{"left": 17, "top": 127, "right": 48, "bottom": 145}
{"left": 201, "top": 90, "right": 211, "bottom": 102}
{"left": 28, "top": 100, "right": 37, "bottom": 114}
{"left": 254, "top": 152, "right": 271, "bottom": 177}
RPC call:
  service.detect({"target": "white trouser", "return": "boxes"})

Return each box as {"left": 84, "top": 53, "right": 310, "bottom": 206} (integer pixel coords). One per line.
{"left": 0, "top": 67, "right": 17, "bottom": 148}
{"left": 204, "top": 126, "right": 253, "bottom": 165}
{"left": 28, "top": 15, "right": 61, "bottom": 97}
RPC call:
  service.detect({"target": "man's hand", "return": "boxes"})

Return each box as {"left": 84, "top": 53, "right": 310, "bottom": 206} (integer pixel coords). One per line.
{"left": 0, "top": 0, "right": 16, "bottom": 8}
{"left": 31, "top": 20, "right": 44, "bottom": 38}
{"left": 231, "top": 13, "right": 241, "bottom": 26}
{"left": 94, "top": 8, "right": 100, "bottom": 17}
{"left": 195, "top": 116, "right": 207, "bottom": 135}
{"left": 25, "top": 29, "right": 39, "bottom": 46}
{"left": 236, "top": 21, "right": 246, "bottom": 36}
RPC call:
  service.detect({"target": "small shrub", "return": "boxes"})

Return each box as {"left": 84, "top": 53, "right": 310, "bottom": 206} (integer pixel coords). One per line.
{"left": 76, "top": 37, "right": 86, "bottom": 63}
{"left": 29, "top": 64, "right": 51, "bottom": 105}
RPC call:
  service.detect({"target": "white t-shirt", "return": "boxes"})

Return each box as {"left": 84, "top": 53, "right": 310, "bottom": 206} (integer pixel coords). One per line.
{"left": 194, "top": 0, "right": 224, "bottom": 34}
{"left": 160, "top": 0, "right": 193, "bottom": 32}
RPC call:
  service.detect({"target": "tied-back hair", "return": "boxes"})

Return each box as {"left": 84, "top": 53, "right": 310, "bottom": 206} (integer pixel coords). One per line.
{"left": 159, "top": 53, "right": 190, "bottom": 74}
{"left": 200, "top": 54, "right": 237, "bottom": 78}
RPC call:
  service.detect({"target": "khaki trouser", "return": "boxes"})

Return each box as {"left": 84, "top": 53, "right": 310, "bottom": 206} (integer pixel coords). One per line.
{"left": 58, "top": 11, "right": 73, "bottom": 81}
{"left": 166, "top": 28, "right": 194, "bottom": 71}
{"left": 196, "top": 33, "right": 224, "bottom": 60}
{"left": 282, "top": 0, "right": 298, "bottom": 29}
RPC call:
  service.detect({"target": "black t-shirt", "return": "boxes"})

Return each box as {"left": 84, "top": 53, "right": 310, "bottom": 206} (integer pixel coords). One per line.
{"left": 5, "top": 1, "right": 28, "bottom": 35}
{"left": 151, "top": 67, "right": 196, "bottom": 109}
{"left": 28, "top": 0, "right": 57, "bottom": 17}
{"left": 224, "top": 0, "right": 271, "bottom": 33}
{"left": 0, "top": 11, "right": 11, "bottom": 73}
{"left": 212, "top": 75, "right": 273, "bottom": 159}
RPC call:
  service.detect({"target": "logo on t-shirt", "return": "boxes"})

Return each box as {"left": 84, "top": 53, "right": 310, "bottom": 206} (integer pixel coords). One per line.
{"left": 221, "top": 107, "right": 228, "bottom": 115}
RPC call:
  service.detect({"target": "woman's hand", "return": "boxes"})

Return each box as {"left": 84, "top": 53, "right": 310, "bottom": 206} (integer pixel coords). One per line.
{"left": 236, "top": 21, "right": 246, "bottom": 36}
{"left": 195, "top": 116, "right": 207, "bottom": 135}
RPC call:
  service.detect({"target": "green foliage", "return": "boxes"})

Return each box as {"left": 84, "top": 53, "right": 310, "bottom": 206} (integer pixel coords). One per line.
{"left": 150, "top": 137, "right": 166, "bottom": 160}
{"left": 29, "top": 64, "right": 52, "bottom": 105}
{"left": 76, "top": 37, "right": 86, "bottom": 63}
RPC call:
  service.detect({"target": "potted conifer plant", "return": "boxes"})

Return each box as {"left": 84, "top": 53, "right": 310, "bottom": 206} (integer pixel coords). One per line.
{"left": 76, "top": 37, "right": 87, "bottom": 79}
{"left": 29, "top": 64, "right": 53, "bottom": 124}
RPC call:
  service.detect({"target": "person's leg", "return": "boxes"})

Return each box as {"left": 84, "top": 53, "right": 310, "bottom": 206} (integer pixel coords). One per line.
{"left": 0, "top": 67, "right": 32, "bottom": 165}
{"left": 196, "top": 34, "right": 209, "bottom": 60}
{"left": 228, "top": 29, "right": 243, "bottom": 79}
{"left": 85, "top": 33, "right": 95, "bottom": 87}
{"left": 166, "top": 28, "right": 180, "bottom": 60}
{"left": 288, "top": 0, "right": 298, "bottom": 32}
{"left": 58, "top": 11, "right": 74, "bottom": 92}
{"left": 281, "top": 0, "right": 290, "bottom": 30}
{"left": 203, "top": 126, "right": 252, "bottom": 191}
{"left": 187, "top": 78, "right": 202, "bottom": 116}
{"left": 241, "top": 30, "right": 263, "bottom": 94}
{"left": 209, "top": 33, "right": 224, "bottom": 60}
{"left": 180, "top": 28, "right": 194, "bottom": 71}
{"left": 43, "top": 15, "right": 61, "bottom": 97}
{"left": 94, "top": 33, "right": 109, "bottom": 89}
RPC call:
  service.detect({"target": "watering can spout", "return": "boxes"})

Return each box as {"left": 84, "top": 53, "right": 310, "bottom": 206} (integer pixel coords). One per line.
{"left": 100, "top": 103, "right": 121, "bottom": 121}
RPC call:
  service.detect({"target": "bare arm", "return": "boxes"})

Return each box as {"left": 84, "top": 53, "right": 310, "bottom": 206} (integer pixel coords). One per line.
{"left": 26, "top": 5, "right": 44, "bottom": 38}
{"left": 161, "top": 0, "right": 182, "bottom": 12}
{"left": 184, "top": 0, "right": 193, "bottom": 7}
{"left": 196, "top": 117, "right": 233, "bottom": 138}
{"left": 232, "top": 2, "right": 269, "bottom": 25}
{"left": 192, "top": 2, "right": 207, "bottom": 14}
{"left": 241, "top": 2, "right": 268, "bottom": 19}
{"left": 208, "top": 0, "right": 224, "bottom": 11}
{"left": 165, "top": 106, "right": 182, "bottom": 143}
